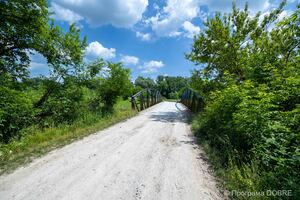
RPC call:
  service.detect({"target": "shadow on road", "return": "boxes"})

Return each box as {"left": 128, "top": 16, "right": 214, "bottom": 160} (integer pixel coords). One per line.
{"left": 180, "top": 139, "right": 210, "bottom": 162}
{"left": 149, "top": 111, "right": 187, "bottom": 123}
{"left": 149, "top": 103, "right": 191, "bottom": 123}
{"left": 150, "top": 102, "right": 189, "bottom": 123}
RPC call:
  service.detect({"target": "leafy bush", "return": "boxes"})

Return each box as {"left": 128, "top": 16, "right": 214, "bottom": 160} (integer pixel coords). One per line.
{"left": 194, "top": 84, "right": 243, "bottom": 164}
{"left": 92, "top": 62, "right": 132, "bottom": 111}
{"left": 169, "top": 92, "right": 179, "bottom": 99}
{"left": 193, "top": 80, "right": 300, "bottom": 198}
{"left": 188, "top": 2, "right": 300, "bottom": 198}
{"left": 36, "top": 79, "right": 84, "bottom": 126}
{"left": 0, "top": 86, "right": 34, "bottom": 143}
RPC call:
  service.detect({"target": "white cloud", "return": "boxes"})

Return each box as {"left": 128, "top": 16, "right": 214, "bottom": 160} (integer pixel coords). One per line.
{"left": 144, "top": 0, "right": 273, "bottom": 39}
{"left": 28, "top": 52, "right": 50, "bottom": 77}
{"left": 85, "top": 41, "right": 116, "bottom": 59}
{"left": 50, "top": 3, "right": 83, "bottom": 24}
{"left": 139, "top": 60, "right": 164, "bottom": 73}
{"left": 153, "top": 3, "right": 160, "bottom": 10}
{"left": 278, "top": 10, "right": 293, "bottom": 21}
{"left": 200, "top": 0, "right": 270, "bottom": 13}
{"left": 121, "top": 55, "right": 139, "bottom": 65}
{"left": 169, "top": 31, "right": 182, "bottom": 37}
{"left": 149, "top": 0, "right": 200, "bottom": 37}
{"left": 52, "top": 0, "right": 148, "bottom": 27}
{"left": 182, "top": 21, "right": 200, "bottom": 38}
{"left": 136, "top": 31, "right": 151, "bottom": 41}
{"left": 198, "top": 9, "right": 208, "bottom": 22}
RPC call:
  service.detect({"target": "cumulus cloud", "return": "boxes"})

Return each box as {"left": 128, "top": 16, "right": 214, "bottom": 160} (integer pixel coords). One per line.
{"left": 182, "top": 21, "right": 200, "bottom": 38}
{"left": 144, "top": 0, "right": 273, "bottom": 38}
{"left": 121, "top": 55, "right": 139, "bottom": 65}
{"left": 136, "top": 31, "right": 151, "bottom": 41}
{"left": 50, "top": 3, "right": 83, "bottom": 24}
{"left": 169, "top": 31, "right": 182, "bottom": 37}
{"left": 153, "top": 3, "right": 160, "bottom": 10}
{"left": 139, "top": 60, "right": 164, "bottom": 73}
{"left": 200, "top": 0, "right": 270, "bottom": 13}
{"left": 149, "top": 0, "right": 200, "bottom": 37}
{"left": 85, "top": 41, "right": 116, "bottom": 59}
{"left": 52, "top": 0, "right": 148, "bottom": 27}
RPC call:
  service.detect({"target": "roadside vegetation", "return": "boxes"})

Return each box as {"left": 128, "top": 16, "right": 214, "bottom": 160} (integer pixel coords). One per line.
{"left": 186, "top": 2, "right": 299, "bottom": 199}
{"left": 1, "top": 0, "right": 299, "bottom": 199}
{"left": 0, "top": 0, "right": 136, "bottom": 173}
{"left": 0, "top": 0, "right": 186, "bottom": 174}
{"left": 0, "top": 100, "right": 136, "bottom": 174}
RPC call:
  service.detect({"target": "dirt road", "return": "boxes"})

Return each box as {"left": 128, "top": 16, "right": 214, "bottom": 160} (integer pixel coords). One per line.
{"left": 0, "top": 102, "right": 222, "bottom": 200}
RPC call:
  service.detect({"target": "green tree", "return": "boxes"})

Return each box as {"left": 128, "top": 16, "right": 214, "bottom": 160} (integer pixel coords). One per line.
{"left": 0, "top": 0, "right": 48, "bottom": 79}
{"left": 0, "top": 0, "right": 87, "bottom": 81}
{"left": 187, "top": 1, "right": 300, "bottom": 197}
{"left": 88, "top": 61, "right": 133, "bottom": 111}
{"left": 0, "top": 86, "right": 34, "bottom": 143}
{"left": 134, "top": 76, "right": 156, "bottom": 89}
{"left": 186, "top": 1, "right": 286, "bottom": 83}
{"left": 156, "top": 75, "right": 187, "bottom": 98}
{"left": 0, "top": 0, "right": 87, "bottom": 142}
{"left": 100, "top": 62, "right": 132, "bottom": 108}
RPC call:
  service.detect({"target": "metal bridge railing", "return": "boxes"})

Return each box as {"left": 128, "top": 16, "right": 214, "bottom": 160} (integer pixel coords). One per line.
{"left": 180, "top": 88, "right": 204, "bottom": 112}
{"left": 131, "top": 89, "right": 162, "bottom": 111}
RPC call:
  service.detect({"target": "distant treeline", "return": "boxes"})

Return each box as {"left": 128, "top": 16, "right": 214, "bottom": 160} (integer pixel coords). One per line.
{"left": 133, "top": 76, "right": 188, "bottom": 99}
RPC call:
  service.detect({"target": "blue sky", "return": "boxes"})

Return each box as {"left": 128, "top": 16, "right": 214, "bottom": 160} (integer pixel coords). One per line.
{"left": 30, "top": 0, "right": 299, "bottom": 79}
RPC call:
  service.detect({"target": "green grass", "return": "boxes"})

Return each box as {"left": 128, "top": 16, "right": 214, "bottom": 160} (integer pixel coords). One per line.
{"left": 0, "top": 100, "right": 137, "bottom": 175}
{"left": 197, "top": 141, "right": 261, "bottom": 199}
{"left": 192, "top": 121, "right": 266, "bottom": 199}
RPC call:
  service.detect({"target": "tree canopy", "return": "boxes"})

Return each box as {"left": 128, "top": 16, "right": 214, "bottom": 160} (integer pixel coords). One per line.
{"left": 0, "top": 0, "right": 133, "bottom": 143}
{"left": 0, "top": 0, "right": 87, "bottom": 81}
{"left": 187, "top": 1, "right": 300, "bottom": 196}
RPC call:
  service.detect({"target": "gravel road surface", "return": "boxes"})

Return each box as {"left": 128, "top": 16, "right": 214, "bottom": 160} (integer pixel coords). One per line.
{"left": 0, "top": 102, "right": 223, "bottom": 200}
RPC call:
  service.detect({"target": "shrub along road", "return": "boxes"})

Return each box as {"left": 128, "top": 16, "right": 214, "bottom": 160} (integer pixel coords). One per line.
{"left": 0, "top": 102, "right": 222, "bottom": 200}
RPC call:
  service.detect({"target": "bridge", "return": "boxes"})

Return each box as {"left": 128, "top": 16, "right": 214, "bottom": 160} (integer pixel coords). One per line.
{"left": 0, "top": 89, "right": 222, "bottom": 200}
{"left": 130, "top": 87, "right": 204, "bottom": 113}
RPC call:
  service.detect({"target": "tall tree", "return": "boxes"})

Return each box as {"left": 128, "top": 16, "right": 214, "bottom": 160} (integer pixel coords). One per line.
{"left": 134, "top": 76, "right": 156, "bottom": 89}
{"left": 186, "top": 1, "right": 286, "bottom": 83}
{"left": 0, "top": 0, "right": 87, "bottom": 81}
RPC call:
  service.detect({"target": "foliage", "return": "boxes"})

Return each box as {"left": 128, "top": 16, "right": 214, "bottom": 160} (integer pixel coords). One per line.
{"left": 36, "top": 78, "right": 85, "bottom": 126}
{"left": 86, "top": 61, "right": 133, "bottom": 112}
{"left": 0, "top": 0, "right": 87, "bottom": 81}
{"left": 0, "top": 100, "right": 137, "bottom": 175}
{"left": 0, "top": 0, "right": 48, "bottom": 79}
{"left": 0, "top": 86, "right": 34, "bottom": 143}
{"left": 0, "top": 0, "right": 133, "bottom": 144}
{"left": 97, "top": 62, "right": 132, "bottom": 109}
{"left": 133, "top": 75, "right": 188, "bottom": 99}
{"left": 134, "top": 76, "right": 156, "bottom": 89}
{"left": 188, "top": 2, "right": 300, "bottom": 198}
{"left": 156, "top": 75, "right": 188, "bottom": 99}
